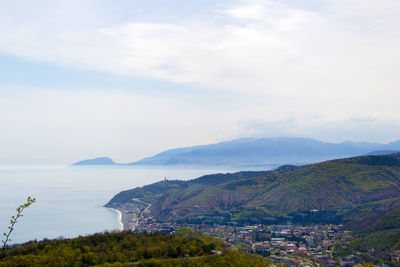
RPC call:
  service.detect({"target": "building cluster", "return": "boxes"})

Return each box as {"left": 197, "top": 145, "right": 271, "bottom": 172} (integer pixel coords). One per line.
{"left": 131, "top": 209, "right": 354, "bottom": 265}
{"left": 122, "top": 205, "right": 399, "bottom": 266}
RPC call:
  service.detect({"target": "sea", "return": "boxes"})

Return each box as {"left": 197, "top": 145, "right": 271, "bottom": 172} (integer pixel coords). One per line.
{"left": 0, "top": 165, "right": 270, "bottom": 245}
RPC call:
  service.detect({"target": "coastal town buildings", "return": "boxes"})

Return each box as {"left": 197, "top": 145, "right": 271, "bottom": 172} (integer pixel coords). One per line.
{"left": 116, "top": 204, "right": 398, "bottom": 266}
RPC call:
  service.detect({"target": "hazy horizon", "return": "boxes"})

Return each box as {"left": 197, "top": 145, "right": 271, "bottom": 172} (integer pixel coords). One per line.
{"left": 1, "top": 0, "right": 400, "bottom": 165}
{"left": 0, "top": 136, "right": 399, "bottom": 166}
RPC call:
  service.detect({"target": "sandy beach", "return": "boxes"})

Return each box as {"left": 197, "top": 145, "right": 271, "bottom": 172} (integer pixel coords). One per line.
{"left": 109, "top": 200, "right": 152, "bottom": 231}
{"left": 111, "top": 208, "right": 133, "bottom": 231}
{"left": 111, "top": 208, "right": 124, "bottom": 230}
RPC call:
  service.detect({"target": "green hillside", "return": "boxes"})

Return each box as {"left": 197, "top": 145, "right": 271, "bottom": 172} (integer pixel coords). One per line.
{"left": 107, "top": 153, "right": 400, "bottom": 251}
{"left": 342, "top": 206, "right": 400, "bottom": 253}
{"left": 105, "top": 171, "right": 269, "bottom": 207}
{"left": 145, "top": 154, "right": 400, "bottom": 222}
{"left": 0, "top": 230, "right": 268, "bottom": 266}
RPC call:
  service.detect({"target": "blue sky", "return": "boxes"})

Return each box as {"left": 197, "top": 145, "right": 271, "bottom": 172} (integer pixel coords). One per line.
{"left": 1, "top": 0, "right": 400, "bottom": 164}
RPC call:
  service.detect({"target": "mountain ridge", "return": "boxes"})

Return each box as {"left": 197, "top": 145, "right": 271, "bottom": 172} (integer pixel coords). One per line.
{"left": 71, "top": 137, "right": 400, "bottom": 166}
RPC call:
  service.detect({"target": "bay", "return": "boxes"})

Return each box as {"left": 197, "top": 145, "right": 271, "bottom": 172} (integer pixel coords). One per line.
{"left": 0, "top": 165, "right": 258, "bottom": 244}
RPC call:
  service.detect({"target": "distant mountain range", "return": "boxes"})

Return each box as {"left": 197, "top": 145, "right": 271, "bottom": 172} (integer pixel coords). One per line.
{"left": 71, "top": 137, "right": 400, "bottom": 167}
{"left": 106, "top": 153, "right": 400, "bottom": 251}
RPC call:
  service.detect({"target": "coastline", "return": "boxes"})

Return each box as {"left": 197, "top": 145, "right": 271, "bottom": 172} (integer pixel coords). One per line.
{"left": 110, "top": 208, "right": 124, "bottom": 231}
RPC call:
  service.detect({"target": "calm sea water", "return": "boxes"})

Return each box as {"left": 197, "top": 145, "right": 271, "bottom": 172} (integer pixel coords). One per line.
{"left": 0, "top": 165, "right": 265, "bottom": 244}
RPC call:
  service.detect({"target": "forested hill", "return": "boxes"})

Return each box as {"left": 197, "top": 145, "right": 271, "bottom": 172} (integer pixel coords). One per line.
{"left": 107, "top": 153, "right": 400, "bottom": 239}
{"left": 151, "top": 153, "right": 400, "bottom": 223}
{"left": 0, "top": 230, "right": 269, "bottom": 266}
{"left": 105, "top": 171, "right": 270, "bottom": 207}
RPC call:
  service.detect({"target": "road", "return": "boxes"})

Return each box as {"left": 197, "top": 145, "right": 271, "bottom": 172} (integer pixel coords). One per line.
{"left": 131, "top": 198, "right": 151, "bottom": 231}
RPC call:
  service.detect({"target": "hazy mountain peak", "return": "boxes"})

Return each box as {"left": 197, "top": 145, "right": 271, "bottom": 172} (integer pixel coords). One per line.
{"left": 72, "top": 157, "right": 116, "bottom": 166}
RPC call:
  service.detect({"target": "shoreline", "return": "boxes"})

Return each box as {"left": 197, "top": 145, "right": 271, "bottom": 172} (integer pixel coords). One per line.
{"left": 110, "top": 208, "right": 124, "bottom": 231}
{"left": 108, "top": 200, "right": 152, "bottom": 232}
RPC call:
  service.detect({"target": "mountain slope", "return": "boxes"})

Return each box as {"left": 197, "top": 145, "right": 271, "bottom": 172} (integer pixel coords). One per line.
{"left": 149, "top": 154, "right": 400, "bottom": 221}
{"left": 72, "top": 137, "right": 400, "bottom": 167}
{"left": 105, "top": 171, "right": 269, "bottom": 207}
{"left": 108, "top": 153, "right": 400, "bottom": 229}
{"left": 130, "top": 137, "right": 387, "bottom": 166}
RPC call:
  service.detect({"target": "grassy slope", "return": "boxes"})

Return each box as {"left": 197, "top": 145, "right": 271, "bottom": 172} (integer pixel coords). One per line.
{"left": 105, "top": 171, "right": 269, "bottom": 207}
{"left": 345, "top": 206, "right": 400, "bottom": 252}
{"left": 149, "top": 154, "right": 400, "bottom": 221}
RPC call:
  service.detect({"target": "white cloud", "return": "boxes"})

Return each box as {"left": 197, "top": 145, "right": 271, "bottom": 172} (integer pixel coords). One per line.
{"left": 1, "top": 0, "right": 399, "bottom": 99}
{"left": 1, "top": 0, "right": 400, "bottom": 163}
{"left": 239, "top": 113, "right": 400, "bottom": 143}
{"left": 222, "top": 4, "right": 266, "bottom": 20}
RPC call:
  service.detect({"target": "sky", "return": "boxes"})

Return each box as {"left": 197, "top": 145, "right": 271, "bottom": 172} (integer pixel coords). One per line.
{"left": 1, "top": 0, "right": 400, "bottom": 165}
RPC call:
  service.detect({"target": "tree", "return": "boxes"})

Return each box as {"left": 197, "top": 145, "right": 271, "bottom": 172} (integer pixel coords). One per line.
{"left": 1, "top": 196, "right": 36, "bottom": 258}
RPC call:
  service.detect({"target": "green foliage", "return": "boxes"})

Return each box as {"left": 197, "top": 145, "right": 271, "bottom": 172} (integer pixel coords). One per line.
{"left": 105, "top": 171, "right": 269, "bottom": 207}
{"left": 140, "top": 154, "right": 400, "bottom": 227}
{"left": 1, "top": 196, "right": 36, "bottom": 258}
{"left": 349, "top": 228, "right": 400, "bottom": 252}
{"left": 224, "top": 179, "right": 258, "bottom": 191}
{"left": 342, "top": 155, "right": 400, "bottom": 167}
{"left": 0, "top": 231, "right": 266, "bottom": 266}
{"left": 106, "top": 180, "right": 190, "bottom": 205}
{"left": 135, "top": 250, "right": 269, "bottom": 267}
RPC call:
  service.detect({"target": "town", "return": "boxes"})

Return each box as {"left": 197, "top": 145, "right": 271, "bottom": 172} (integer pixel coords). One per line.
{"left": 116, "top": 202, "right": 400, "bottom": 266}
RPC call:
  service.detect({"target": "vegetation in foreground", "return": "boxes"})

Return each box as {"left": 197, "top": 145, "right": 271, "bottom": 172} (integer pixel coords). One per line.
{"left": 0, "top": 230, "right": 269, "bottom": 266}
{"left": 1, "top": 197, "right": 35, "bottom": 258}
